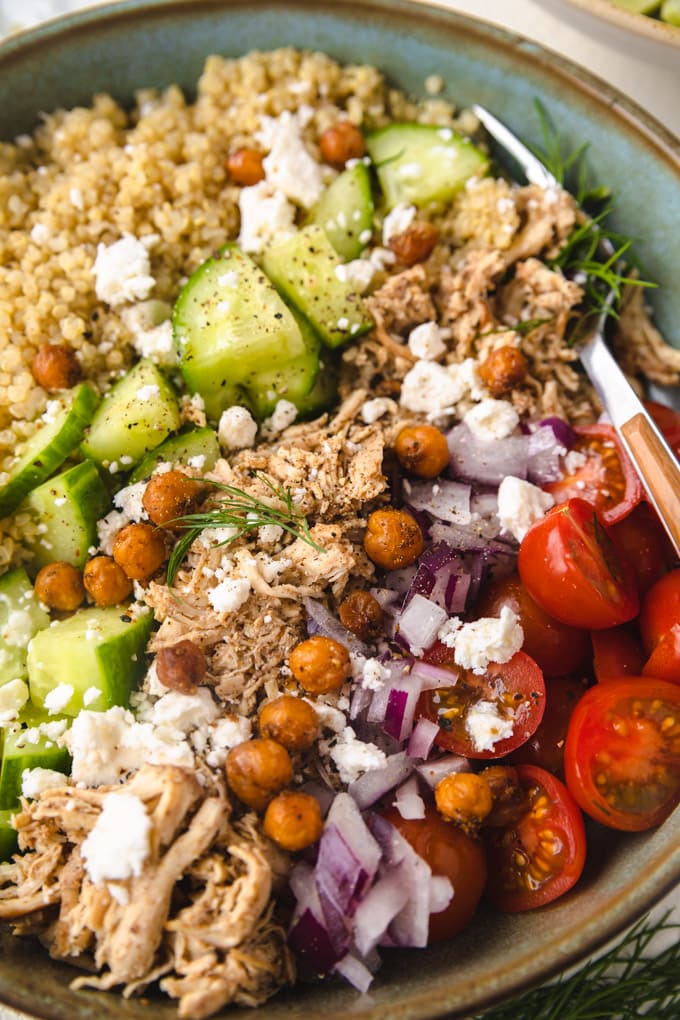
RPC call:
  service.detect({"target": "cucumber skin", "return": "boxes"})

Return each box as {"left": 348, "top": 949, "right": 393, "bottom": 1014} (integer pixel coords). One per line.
{"left": 0, "top": 810, "right": 18, "bottom": 861}
{"left": 308, "top": 162, "right": 375, "bottom": 261}
{"left": 0, "top": 383, "right": 99, "bottom": 519}
{"left": 129, "top": 426, "right": 220, "bottom": 484}
{"left": 0, "top": 730, "right": 71, "bottom": 811}
{"left": 0, "top": 568, "right": 50, "bottom": 686}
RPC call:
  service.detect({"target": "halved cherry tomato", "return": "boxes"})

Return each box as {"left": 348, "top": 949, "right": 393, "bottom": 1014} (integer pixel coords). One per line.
{"left": 543, "top": 424, "right": 643, "bottom": 525}
{"left": 510, "top": 675, "right": 590, "bottom": 777}
{"left": 609, "top": 503, "right": 673, "bottom": 595}
{"left": 639, "top": 567, "right": 680, "bottom": 655}
{"left": 642, "top": 626, "right": 680, "bottom": 685}
{"left": 484, "top": 764, "right": 586, "bottom": 912}
{"left": 564, "top": 677, "right": 680, "bottom": 831}
{"left": 518, "top": 497, "right": 639, "bottom": 630}
{"left": 416, "top": 651, "right": 545, "bottom": 759}
{"left": 474, "top": 572, "right": 591, "bottom": 677}
{"left": 592, "top": 626, "right": 645, "bottom": 682}
{"left": 381, "top": 803, "right": 487, "bottom": 943}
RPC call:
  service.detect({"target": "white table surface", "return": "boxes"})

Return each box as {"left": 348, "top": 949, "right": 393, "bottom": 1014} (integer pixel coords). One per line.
{"left": 0, "top": 0, "right": 677, "bottom": 1016}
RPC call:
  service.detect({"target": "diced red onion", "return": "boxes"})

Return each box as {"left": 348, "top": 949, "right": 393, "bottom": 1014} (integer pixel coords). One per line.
{"left": 348, "top": 751, "right": 414, "bottom": 810}
{"left": 405, "top": 478, "right": 472, "bottom": 524}
{"left": 352, "top": 864, "right": 410, "bottom": 958}
{"left": 396, "top": 593, "right": 448, "bottom": 654}
{"left": 429, "top": 875, "right": 454, "bottom": 914}
{"left": 349, "top": 684, "right": 373, "bottom": 721}
{"left": 405, "top": 541, "right": 470, "bottom": 614}
{"left": 333, "top": 951, "right": 376, "bottom": 994}
{"left": 287, "top": 907, "right": 343, "bottom": 974}
{"left": 370, "top": 814, "right": 432, "bottom": 948}
{"left": 304, "top": 597, "right": 367, "bottom": 657}
{"left": 394, "top": 776, "right": 426, "bottom": 820}
{"left": 447, "top": 423, "right": 529, "bottom": 485}
{"left": 299, "top": 781, "right": 335, "bottom": 817}
{"left": 416, "top": 754, "right": 471, "bottom": 789}
{"left": 407, "top": 716, "right": 439, "bottom": 759}
{"left": 366, "top": 658, "right": 411, "bottom": 724}
{"left": 527, "top": 424, "right": 568, "bottom": 484}
{"left": 411, "top": 660, "right": 460, "bottom": 690}
{"left": 539, "top": 416, "right": 577, "bottom": 450}
{"left": 381, "top": 665, "right": 424, "bottom": 743}
{"left": 383, "top": 565, "right": 418, "bottom": 595}
{"left": 369, "top": 586, "right": 400, "bottom": 610}
{"left": 325, "top": 793, "right": 382, "bottom": 882}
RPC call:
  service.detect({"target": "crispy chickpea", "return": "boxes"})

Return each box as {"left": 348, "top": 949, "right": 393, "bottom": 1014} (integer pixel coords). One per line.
{"left": 363, "top": 508, "right": 424, "bottom": 570}
{"left": 394, "top": 424, "right": 450, "bottom": 479}
{"left": 259, "top": 695, "right": 319, "bottom": 751}
{"left": 288, "top": 635, "right": 351, "bottom": 695}
{"left": 142, "top": 470, "right": 203, "bottom": 529}
{"left": 478, "top": 345, "right": 528, "bottom": 397}
{"left": 34, "top": 561, "right": 85, "bottom": 611}
{"left": 263, "top": 791, "right": 323, "bottom": 851}
{"left": 319, "top": 121, "right": 366, "bottom": 168}
{"left": 83, "top": 555, "right": 132, "bottom": 607}
{"left": 480, "top": 765, "right": 529, "bottom": 827}
{"left": 31, "top": 342, "right": 81, "bottom": 392}
{"left": 156, "top": 639, "right": 206, "bottom": 695}
{"left": 226, "top": 738, "right": 293, "bottom": 811}
{"left": 434, "top": 772, "right": 493, "bottom": 835}
{"left": 388, "top": 221, "right": 439, "bottom": 266}
{"left": 112, "top": 522, "right": 166, "bottom": 581}
{"left": 338, "top": 590, "right": 383, "bottom": 640}
{"left": 226, "top": 147, "right": 265, "bottom": 186}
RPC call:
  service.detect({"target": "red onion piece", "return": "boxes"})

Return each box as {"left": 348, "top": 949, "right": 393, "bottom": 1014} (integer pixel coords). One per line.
{"left": 539, "top": 416, "right": 577, "bottom": 449}
{"left": 447, "top": 423, "right": 530, "bottom": 485}
{"left": 405, "top": 478, "right": 472, "bottom": 524}
{"left": 411, "top": 660, "right": 460, "bottom": 690}
{"left": 333, "top": 952, "right": 376, "bottom": 993}
{"left": 527, "top": 424, "right": 568, "bottom": 484}
{"left": 407, "top": 716, "right": 439, "bottom": 759}
{"left": 348, "top": 751, "right": 414, "bottom": 810}
{"left": 352, "top": 864, "right": 411, "bottom": 958}
{"left": 304, "top": 596, "right": 367, "bottom": 657}
{"left": 416, "top": 753, "right": 471, "bottom": 789}
{"left": 394, "top": 775, "right": 426, "bottom": 820}
{"left": 429, "top": 874, "right": 454, "bottom": 914}
{"left": 396, "top": 593, "right": 448, "bottom": 654}
{"left": 287, "top": 907, "right": 343, "bottom": 974}
{"left": 370, "top": 813, "right": 432, "bottom": 948}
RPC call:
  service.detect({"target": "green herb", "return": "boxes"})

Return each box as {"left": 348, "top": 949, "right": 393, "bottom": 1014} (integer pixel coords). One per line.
{"left": 165, "top": 473, "right": 323, "bottom": 586}
{"left": 529, "top": 99, "right": 610, "bottom": 207}
{"left": 475, "top": 317, "right": 554, "bottom": 341}
{"left": 476, "top": 911, "right": 680, "bottom": 1020}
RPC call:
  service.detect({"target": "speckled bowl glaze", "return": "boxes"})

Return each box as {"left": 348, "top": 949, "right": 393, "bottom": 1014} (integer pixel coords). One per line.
{"left": 0, "top": 3, "right": 678, "bottom": 1019}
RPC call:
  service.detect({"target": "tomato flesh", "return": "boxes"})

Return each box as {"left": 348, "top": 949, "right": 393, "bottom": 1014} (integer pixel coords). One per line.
{"left": 639, "top": 567, "right": 680, "bottom": 655}
{"left": 510, "top": 674, "right": 590, "bottom": 777}
{"left": 564, "top": 677, "right": 680, "bottom": 831}
{"left": 642, "top": 626, "right": 680, "bottom": 685}
{"left": 592, "top": 626, "right": 644, "bottom": 683}
{"left": 484, "top": 764, "right": 586, "bottom": 912}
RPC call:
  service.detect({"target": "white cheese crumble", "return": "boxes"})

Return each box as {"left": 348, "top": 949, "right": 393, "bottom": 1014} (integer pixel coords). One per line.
{"left": 258, "top": 524, "right": 284, "bottom": 546}
{"left": 217, "top": 405, "right": 258, "bottom": 451}
{"left": 258, "top": 110, "right": 324, "bottom": 208}
{"left": 361, "top": 658, "right": 388, "bottom": 691}
{"left": 237, "top": 180, "right": 296, "bottom": 253}
{"left": 135, "top": 383, "right": 160, "bottom": 403}
{"left": 465, "top": 700, "right": 515, "bottom": 752}
{"left": 463, "top": 398, "right": 519, "bottom": 441}
{"left": 400, "top": 360, "right": 466, "bottom": 421}
{"left": 122, "top": 299, "right": 177, "bottom": 366}
{"left": 82, "top": 792, "right": 151, "bottom": 885}
{"left": 382, "top": 202, "right": 416, "bottom": 244}
{"left": 334, "top": 259, "right": 375, "bottom": 293}
{"left": 44, "top": 682, "right": 74, "bottom": 714}
{"left": 93, "top": 234, "right": 156, "bottom": 307}
{"left": 407, "top": 321, "right": 450, "bottom": 361}
{"left": 261, "top": 399, "right": 297, "bottom": 436}
{"left": 205, "top": 715, "right": 252, "bottom": 768}
{"left": 360, "top": 397, "right": 396, "bottom": 424}
{"left": 208, "top": 577, "right": 251, "bottom": 614}
{"left": 452, "top": 606, "right": 524, "bottom": 675}
{"left": 0, "top": 679, "right": 29, "bottom": 725}
{"left": 496, "top": 476, "right": 555, "bottom": 542}
{"left": 21, "top": 767, "right": 68, "bottom": 800}
{"left": 2, "top": 608, "right": 34, "bottom": 649}
{"left": 330, "top": 727, "right": 386, "bottom": 785}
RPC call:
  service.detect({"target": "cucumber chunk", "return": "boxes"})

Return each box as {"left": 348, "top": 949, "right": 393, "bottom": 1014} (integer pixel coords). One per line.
{"left": 610, "top": 0, "right": 660, "bottom": 12}
{"left": 661, "top": 0, "right": 680, "bottom": 24}
{"left": 27, "top": 606, "right": 153, "bottom": 717}
{"left": 0, "top": 568, "right": 50, "bottom": 686}
{"left": 307, "top": 162, "right": 374, "bottom": 260}
{"left": 0, "top": 809, "right": 18, "bottom": 861}
{"left": 174, "top": 245, "right": 316, "bottom": 422}
{"left": 129, "top": 427, "right": 221, "bottom": 484}
{"left": 23, "top": 460, "right": 111, "bottom": 570}
{"left": 261, "top": 225, "right": 373, "bottom": 349}
{"left": 0, "top": 729, "right": 70, "bottom": 810}
{"left": 0, "top": 384, "right": 99, "bottom": 519}
{"left": 81, "top": 359, "right": 180, "bottom": 469}
{"left": 365, "top": 123, "right": 487, "bottom": 210}
{"left": 246, "top": 310, "right": 322, "bottom": 419}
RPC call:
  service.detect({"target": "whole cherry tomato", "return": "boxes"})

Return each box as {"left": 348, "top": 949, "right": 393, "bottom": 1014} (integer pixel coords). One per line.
{"left": 484, "top": 764, "right": 586, "bottom": 912}
{"left": 564, "top": 677, "right": 680, "bottom": 831}
{"left": 591, "top": 626, "right": 645, "bottom": 682}
{"left": 609, "top": 503, "right": 673, "bottom": 595}
{"left": 518, "top": 498, "right": 639, "bottom": 630}
{"left": 639, "top": 568, "right": 680, "bottom": 656}
{"left": 641, "top": 627, "right": 680, "bottom": 685}
{"left": 509, "top": 674, "right": 590, "bottom": 777}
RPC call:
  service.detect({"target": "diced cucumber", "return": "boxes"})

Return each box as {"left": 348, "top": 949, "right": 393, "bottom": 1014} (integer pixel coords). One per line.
{"left": 365, "top": 123, "right": 488, "bottom": 210}
{"left": 307, "top": 162, "right": 374, "bottom": 260}
{"left": 0, "top": 809, "right": 18, "bottom": 861}
{"left": 27, "top": 606, "right": 153, "bottom": 717}
{"left": 661, "top": 0, "right": 680, "bottom": 24}
{"left": 294, "top": 353, "right": 340, "bottom": 420}
{"left": 129, "top": 426, "right": 221, "bottom": 483}
{"left": 246, "top": 311, "right": 322, "bottom": 419}
{"left": 261, "top": 225, "right": 373, "bottom": 350}
{"left": 174, "top": 245, "right": 316, "bottom": 422}
{"left": 81, "top": 359, "right": 180, "bottom": 469}
{"left": 0, "top": 729, "right": 70, "bottom": 811}
{"left": 0, "top": 384, "right": 99, "bottom": 519}
{"left": 23, "top": 460, "right": 111, "bottom": 571}
{"left": 0, "top": 568, "right": 50, "bottom": 687}
{"left": 610, "top": 0, "right": 660, "bottom": 12}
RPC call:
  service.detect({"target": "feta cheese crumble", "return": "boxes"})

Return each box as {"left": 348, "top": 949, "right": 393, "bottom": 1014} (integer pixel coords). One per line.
{"left": 218, "top": 405, "right": 258, "bottom": 451}
{"left": 382, "top": 202, "right": 416, "bottom": 243}
{"left": 496, "top": 476, "right": 555, "bottom": 542}
{"left": 407, "top": 321, "right": 450, "bottom": 361}
{"left": 465, "top": 700, "right": 515, "bottom": 752}
{"left": 463, "top": 398, "right": 519, "bottom": 441}
{"left": 93, "top": 234, "right": 156, "bottom": 307}
{"left": 258, "top": 110, "right": 324, "bottom": 208}
{"left": 329, "top": 727, "right": 386, "bottom": 785}
{"left": 451, "top": 606, "right": 524, "bottom": 675}
{"left": 44, "top": 682, "right": 74, "bottom": 714}
{"left": 82, "top": 792, "right": 151, "bottom": 885}
{"left": 238, "top": 181, "right": 296, "bottom": 253}
{"left": 208, "top": 577, "right": 251, "bottom": 614}
{"left": 21, "top": 767, "right": 68, "bottom": 800}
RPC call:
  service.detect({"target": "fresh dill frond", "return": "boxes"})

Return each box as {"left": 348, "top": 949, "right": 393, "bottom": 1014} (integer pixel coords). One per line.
{"left": 475, "top": 317, "right": 554, "bottom": 342}
{"left": 476, "top": 911, "right": 680, "bottom": 1020}
{"left": 165, "top": 472, "right": 323, "bottom": 587}
{"left": 529, "top": 99, "right": 610, "bottom": 208}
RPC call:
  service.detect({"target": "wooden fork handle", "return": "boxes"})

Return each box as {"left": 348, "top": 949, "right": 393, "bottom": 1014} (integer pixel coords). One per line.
{"left": 621, "top": 412, "right": 680, "bottom": 556}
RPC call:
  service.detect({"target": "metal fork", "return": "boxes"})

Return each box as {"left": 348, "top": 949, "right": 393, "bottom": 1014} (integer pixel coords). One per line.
{"left": 473, "top": 104, "right": 680, "bottom": 557}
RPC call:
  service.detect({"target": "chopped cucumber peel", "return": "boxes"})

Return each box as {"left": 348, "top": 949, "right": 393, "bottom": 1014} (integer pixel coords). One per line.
{"left": 0, "top": 728, "right": 70, "bottom": 811}
{"left": 0, "top": 809, "right": 18, "bottom": 861}
{"left": 307, "top": 161, "right": 375, "bottom": 260}
{"left": 0, "top": 568, "right": 50, "bottom": 686}
{"left": 129, "top": 426, "right": 221, "bottom": 483}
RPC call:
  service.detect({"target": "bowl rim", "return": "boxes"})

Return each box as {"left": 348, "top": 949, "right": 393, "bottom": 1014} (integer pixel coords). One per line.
{"left": 0, "top": 2, "right": 678, "bottom": 1019}
{"left": 555, "top": 0, "right": 680, "bottom": 50}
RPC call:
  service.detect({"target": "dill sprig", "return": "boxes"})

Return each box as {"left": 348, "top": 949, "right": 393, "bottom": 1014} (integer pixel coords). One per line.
{"left": 476, "top": 911, "right": 680, "bottom": 1020}
{"left": 165, "top": 473, "right": 323, "bottom": 586}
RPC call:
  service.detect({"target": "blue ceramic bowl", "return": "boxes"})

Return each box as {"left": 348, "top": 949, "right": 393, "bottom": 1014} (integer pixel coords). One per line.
{"left": 0, "top": 3, "right": 678, "bottom": 1019}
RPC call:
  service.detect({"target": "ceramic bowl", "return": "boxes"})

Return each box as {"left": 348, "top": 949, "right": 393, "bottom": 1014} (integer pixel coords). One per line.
{"left": 0, "top": 2, "right": 679, "bottom": 1018}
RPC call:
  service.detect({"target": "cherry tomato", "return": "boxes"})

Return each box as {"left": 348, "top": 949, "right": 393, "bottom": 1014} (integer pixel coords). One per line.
{"left": 644, "top": 399, "right": 680, "bottom": 438}
{"left": 564, "top": 677, "right": 680, "bottom": 831}
{"left": 592, "top": 626, "right": 645, "bottom": 682}
{"left": 518, "top": 497, "right": 639, "bottom": 630}
{"left": 642, "top": 627, "right": 680, "bottom": 685}
{"left": 543, "top": 424, "right": 643, "bottom": 526}
{"left": 510, "top": 675, "right": 590, "bottom": 777}
{"left": 484, "top": 764, "right": 586, "bottom": 912}
{"left": 609, "top": 503, "right": 673, "bottom": 595}
{"left": 381, "top": 802, "right": 487, "bottom": 943}
{"left": 416, "top": 652, "right": 545, "bottom": 760}
{"left": 475, "top": 572, "right": 591, "bottom": 677}
{"left": 639, "top": 568, "right": 680, "bottom": 655}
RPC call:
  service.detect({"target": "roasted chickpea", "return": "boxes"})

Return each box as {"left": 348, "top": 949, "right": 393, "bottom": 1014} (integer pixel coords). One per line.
{"left": 388, "top": 221, "right": 439, "bottom": 266}
{"left": 319, "top": 121, "right": 366, "bottom": 168}
{"left": 226, "top": 147, "right": 265, "bottom": 186}
{"left": 480, "top": 765, "right": 529, "bottom": 827}
{"left": 31, "top": 342, "right": 81, "bottom": 392}
{"left": 288, "top": 635, "right": 351, "bottom": 695}
{"left": 263, "top": 791, "right": 323, "bottom": 851}
{"left": 226, "top": 738, "right": 293, "bottom": 811}
{"left": 156, "top": 639, "right": 207, "bottom": 695}
{"left": 394, "top": 424, "right": 450, "bottom": 479}
{"left": 434, "top": 772, "right": 493, "bottom": 835}
{"left": 338, "top": 590, "right": 383, "bottom": 640}
{"left": 142, "top": 470, "right": 203, "bottom": 529}
{"left": 112, "top": 522, "right": 166, "bottom": 581}
{"left": 478, "top": 345, "right": 528, "bottom": 397}
{"left": 259, "top": 695, "right": 319, "bottom": 751}
{"left": 363, "top": 508, "right": 424, "bottom": 570}
{"left": 83, "top": 555, "right": 132, "bottom": 607}
{"left": 34, "top": 561, "right": 85, "bottom": 611}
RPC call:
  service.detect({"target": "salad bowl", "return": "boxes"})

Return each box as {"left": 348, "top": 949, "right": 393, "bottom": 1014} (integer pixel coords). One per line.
{"left": 0, "top": 2, "right": 678, "bottom": 1020}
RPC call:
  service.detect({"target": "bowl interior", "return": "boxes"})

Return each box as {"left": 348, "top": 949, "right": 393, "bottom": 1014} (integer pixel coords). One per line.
{"left": 0, "top": 2, "right": 679, "bottom": 1019}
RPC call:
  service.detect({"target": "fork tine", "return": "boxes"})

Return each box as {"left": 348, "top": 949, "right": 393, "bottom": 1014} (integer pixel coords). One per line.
{"left": 472, "top": 104, "right": 558, "bottom": 191}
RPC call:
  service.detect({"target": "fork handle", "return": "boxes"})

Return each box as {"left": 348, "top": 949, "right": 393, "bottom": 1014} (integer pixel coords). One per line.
{"left": 621, "top": 412, "right": 680, "bottom": 556}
